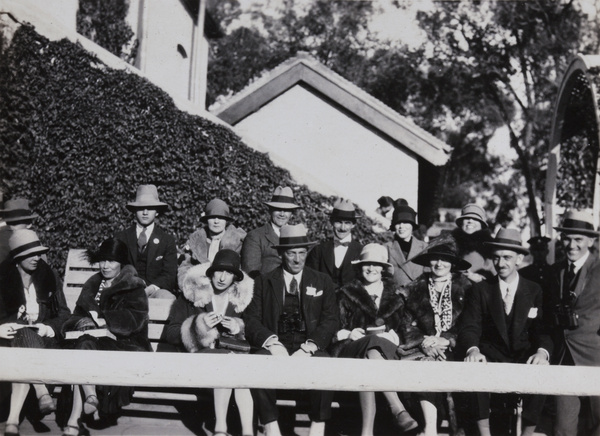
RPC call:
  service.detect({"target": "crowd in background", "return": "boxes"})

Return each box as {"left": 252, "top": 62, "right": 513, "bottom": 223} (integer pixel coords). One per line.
{"left": 1, "top": 184, "right": 599, "bottom": 436}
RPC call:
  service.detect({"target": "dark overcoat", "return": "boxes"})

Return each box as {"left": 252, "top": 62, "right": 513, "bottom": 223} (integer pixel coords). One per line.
{"left": 240, "top": 222, "right": 281, "bottom": 278}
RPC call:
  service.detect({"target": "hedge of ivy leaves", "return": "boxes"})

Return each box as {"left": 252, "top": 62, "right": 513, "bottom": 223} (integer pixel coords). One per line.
{"left": 0, "top": 25, "right": 388, "bottom": 274}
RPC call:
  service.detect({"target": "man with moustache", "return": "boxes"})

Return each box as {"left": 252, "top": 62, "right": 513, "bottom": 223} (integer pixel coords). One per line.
{"left": 306, "top": 199, "right": 362, "bottom": 288}
{"left": 241, "top": 186, "right": 301, "bottom": 278}
{"left": 116, "top": 184, "right": 177, "bottom": 299}
{"left": 385, "top": 205, "right": 427, "bottom": 287}
{"left": 244, "top": 224, "right": 338, "bottom": 436}
{"left": 459, "top": 228, "right": 552, "bottom": 436}
{"left": 549, "top": 211, "right": 600, "bottom": 436}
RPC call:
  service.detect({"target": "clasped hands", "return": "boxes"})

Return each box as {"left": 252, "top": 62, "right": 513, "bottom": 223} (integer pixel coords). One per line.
{"left": 203, "top": 311, "right": 241, "bottom": 334}
{"left": 420, "top": 335, "right": 449, "bottom": 360}
{"left": 0, "top": 322, "right": 53, "bottom": 339}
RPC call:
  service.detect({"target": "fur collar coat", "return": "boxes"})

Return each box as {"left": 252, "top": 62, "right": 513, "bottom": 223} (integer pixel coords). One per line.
{"left": 179, "top": 263, "right": 254, "bottom": 352}
{"left": 63, "top": 265, "right": 149, "bottom": 348}
{"left": 400, "top": 272, "right": 471, "bottom": 349}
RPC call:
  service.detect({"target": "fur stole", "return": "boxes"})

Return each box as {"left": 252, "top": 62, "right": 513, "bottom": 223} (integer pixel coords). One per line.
{"left": 185, "top": 226, "right": 246, "bottom": 264}
{"left": 451, "top": 227, "right": 493, "bottom": 258}
{"left": 180, "top": 263, "right": 253, "bottom": 353}
{"left": 337, "top": 279, "right": 404, "bottom": 325}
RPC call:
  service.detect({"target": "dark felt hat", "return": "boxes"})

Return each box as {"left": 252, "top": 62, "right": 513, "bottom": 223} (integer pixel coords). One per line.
{"left": 390, "top": 205, "right": 417, "bottom": 228}
{"left": 206, "top": 249, "right": 243, "bottom": 281}
{"left": 411, "top": 241, "right": 471, "bottom": 271}
{"left": 527, "top": 236, "right": 551, "bottom": 247}
{"left": 85, "top": 238, "right": 129, "bottom": 265}
{"left": 200, "top": 198, "right": 233, "bottom": 223}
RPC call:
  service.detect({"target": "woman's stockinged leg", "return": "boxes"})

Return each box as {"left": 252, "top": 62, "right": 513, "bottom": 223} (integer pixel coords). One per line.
{"left": 365, "top": 349, "right": 407, "bottom": 415}
{"left": 213, "top": 388, "right": 232, "bottom": 434}
{"left": 66, "top": 385, "right": 83, "bottom": 429}
{"left": 359, "top": 391, "right": 376, "bottom": 436}
{"left": 6, "top": 383, "right": 30, "bottom": 425}
{"left": 234, "top": 388, "right": 254, "bottom": 436}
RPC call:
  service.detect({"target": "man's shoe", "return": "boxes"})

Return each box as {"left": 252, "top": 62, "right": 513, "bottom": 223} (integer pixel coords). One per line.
{"left": 394, "top": 410, "right": 418, "bottom": 432}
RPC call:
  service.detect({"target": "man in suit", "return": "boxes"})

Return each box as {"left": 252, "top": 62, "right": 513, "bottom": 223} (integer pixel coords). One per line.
{"left": 244, "top": 224, "right": 339, "bottom": 436}
{"left": 459, "top": 228, "right": 552, "bottom": 436}
{"left": 241, "top": 186, "right": 301, "bottom": 278}
{"left": 306, "top": 199, "right": 362, "bottom": 288}
{"left": 385, "top": 205, "right": 427, "bottom": 287}
{"left": 549, "top": 210, "right": 600, "bottom": 436}
{"left": 116, "top": 184, "right": 177, "bottom": 299}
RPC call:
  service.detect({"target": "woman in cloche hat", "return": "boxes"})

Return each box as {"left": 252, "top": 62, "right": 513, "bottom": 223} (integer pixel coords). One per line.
{"left": 0, "top": 230, "right": 70, "bottom": 436}
{"left": 399, "top": 237, "right": 472, "bottom": 435}
{"left": 178, "top": 198, "right": 247, "bottom": 290}
{"left": 332, "top": 243, "right": 419, "bottom": 435}
{"left": 165, "top": 249, "right": 254, "bottom": 436}
{"left": 59, "top": 238, "right": 151, "bottom": 435}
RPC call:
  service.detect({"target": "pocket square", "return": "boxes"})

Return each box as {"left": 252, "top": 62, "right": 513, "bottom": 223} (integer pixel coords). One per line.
{"left": 155, "top": 255, "right": 164, "bottom": 261}
{"left": 528, "top": 307, "right": 538, "bottom": 318}
{"left": 306, "top": 286, "right": 323, "bottom": 297}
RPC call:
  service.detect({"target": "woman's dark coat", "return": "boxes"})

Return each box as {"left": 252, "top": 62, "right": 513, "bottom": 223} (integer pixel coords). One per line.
{"left": 400, "top": 272, "right": 471, "bottom": 350}
{"left": 332, "top": 278, "right": 404, "bottom": 356}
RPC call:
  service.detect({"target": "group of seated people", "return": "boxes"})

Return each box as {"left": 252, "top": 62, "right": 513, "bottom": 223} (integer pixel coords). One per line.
{"left": 0, "top": 184, "right": 598, "bottom": 436}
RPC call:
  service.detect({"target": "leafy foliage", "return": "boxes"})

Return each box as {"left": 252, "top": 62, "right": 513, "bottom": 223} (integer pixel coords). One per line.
{"left": 77, "top": 0, "right": 138, "bottom": 64}
{"left": 557, "top": 135, "right": 597, "bottom": 209}
{"left": 0, "top": 25, "right": 385, "bottom": 274}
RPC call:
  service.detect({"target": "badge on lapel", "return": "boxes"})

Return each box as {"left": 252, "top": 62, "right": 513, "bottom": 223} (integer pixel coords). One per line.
{"left": 153, "top": 238, "right": 160, "bottom": 244}
{"left": 528, "top": 307, "right": 538, "bottom": 318}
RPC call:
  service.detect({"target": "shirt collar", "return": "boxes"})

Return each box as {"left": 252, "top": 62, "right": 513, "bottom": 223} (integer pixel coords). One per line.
{"left": 499, "top": 274, "right": 519, "bottom": 295}
{"left": 271, "top": 222, "right": 281, "bottom": 237}
{"left": 335, "top": 235, "right": 352, "bottom": 244}
{"left": 136, "top": 222, "right": 155, "bottom": 237}
{"left": 282, "top": 268, "right": 303, "bottom": 291}
{"left": 571, "top": 251, "right": 590, "bottom": 273}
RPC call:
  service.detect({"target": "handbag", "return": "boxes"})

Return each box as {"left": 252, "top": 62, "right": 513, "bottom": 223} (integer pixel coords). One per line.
{"left": 218, "top": 335, "right": 250, "bottom": 353}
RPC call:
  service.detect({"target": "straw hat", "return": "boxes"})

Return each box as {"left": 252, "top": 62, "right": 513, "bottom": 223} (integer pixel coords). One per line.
{"left": 206, "top": 249, "right": 243, "bottom": 281}
{"left": 126, "top": 185, "right": 169, "bottom": 212}
{"left": 330, "top": 199, "right": 360, "bottom": 221}
{"left": 272, "top": 224, "right": 317, "bottom": 249}
{"left": 200, "top": 198, "right": 233, "bottom": 223}
{"left": 484, "top": 228, "right": 529, "bottom": 255}
{"left": 351, "top": 243, "right": 393, "bottom": 273}
{"left": 9, "top": 229, "right": 48, "bottom": 260}
{"left": 2, "top": 198, "right": 39, "bottom": 224}
{"left": 553, "top": 210, "right": 599, "bottom": 237}
{"left": 264, "top": 186, "right": 300, "bottom": 210}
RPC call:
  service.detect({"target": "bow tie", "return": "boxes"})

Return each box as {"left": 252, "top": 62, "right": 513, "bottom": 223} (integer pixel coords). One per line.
{"left": 334, "top": 240, "right": 350, "bottom": 248}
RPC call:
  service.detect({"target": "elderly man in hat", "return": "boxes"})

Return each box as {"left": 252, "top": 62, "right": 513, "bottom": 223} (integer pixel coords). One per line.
{"left": 549, "top": 211, "right": 600, "bottom": 436}
{"left": 385, "top": 204, "right": 427, "bottom": 287}
{"left": 306, "top": 199, "right": 363, "bottom": 288}
{"left": 244, "top": 224, "right": 338, "bottom": 436}
{"left": 519, "top": 236, "right": 553, "bottom": 288}
{"left": 0, "top": 230, "right": 70, "bottom": 435}
{"left": 241, "top": 186, "right": 301, "bottom": 279}
{"left": 0, "top": 198, "right": 41, "bottom": 264}
{"left": 458, "top": 228, "right": 552, "bottom": 436}
{"left": 116, "top": 184, "right": 177, "bottom": 299}
{"left": 178, "top": 198, "right": 246, "bottom": 287}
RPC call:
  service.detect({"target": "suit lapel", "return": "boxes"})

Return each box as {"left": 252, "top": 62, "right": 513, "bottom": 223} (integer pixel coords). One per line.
{"left": 322, "top": 240, "right": 335, "bottom": 276}
{"left": 510, "top": 279, "right": 531, "bottom": 345}
{"left": 146, "top": 226, "right": 159, "bottom": 274}
{"left": 574, "top": 255, "right": 594, "bottom": 298}
{"left": 127, "top": 226, "right": 138, "bottom": 264}
{"left": 489, "top": 280, "right": 510, "bottom": 347}
{"left": 264, "top": 223, "right": 279, "bottom": 247}
{"left": 389, "top": 241, "right": 407, "bottom": 269}
{"left": 341, "top": 241, "right": 361, "bottom": 272}
{"left": 269, "top": 268, "right": 285, "bottom": 311}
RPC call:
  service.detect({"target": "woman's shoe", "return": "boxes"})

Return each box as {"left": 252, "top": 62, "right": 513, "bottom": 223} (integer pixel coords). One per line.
{"left": 61, "top": 425, "right": 79, "bottom": 436}
{"left": 5, "top": 423, "right": 20, "bottom": 436}
{"left": 77, "top": 419, "right": 90, "bottom": 436}
{"left": 394, "top": 410, "right": 419, "bottom": 432}
{"left": 38, "top": 393, "right": 56, "bottom": 415}
{"left": 83, "top": 394, "right": 99, "bottom": 415}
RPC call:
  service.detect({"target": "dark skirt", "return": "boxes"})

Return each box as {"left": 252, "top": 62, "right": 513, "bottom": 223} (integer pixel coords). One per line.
{"left": 337, "top": 334, "right": 399, "bottom": 360}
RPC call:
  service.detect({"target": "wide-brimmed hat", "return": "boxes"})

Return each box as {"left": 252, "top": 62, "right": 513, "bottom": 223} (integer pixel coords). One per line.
{"left": 554, "top": 210, "right": 600, "bottom": 237}
{"left": 126, "top": 185, "right": 169, "bottom": 212}
{"left": 200, "top": 198, "right": 233, "bottom": 223}
{"left": 411, "top": 241, "right": 471, "bottom": 271}
{"left": 330, "top": 199, "right": 360, "bottom": 222}
{"left": 351, "top": 243, "right": 393, "bottom": 272}
{"left": 527, "top": 236, "right": 551, "bottom": 248}
{"left": 272, "top": 224, "right": 317, "bottom": 249}
{"left": 85, "top": 238, "right": 129, "bottom": 265}
{"left": 264, "top": 186, "right": 300, "bottom": 210}
{"left": 390, "top": 205, "right": 417, "bottom": 228}
{"left": 484, "top": 228, "right": 529, "bottom": 255}
{"left": 206, "top": 249, "right": 243, "bottom": 281}
{"left": 2, "top": 198, "right": 39, "bottom": 224}
{"left": 455, "top": 203, "right": 488, "bottom": 228}
{"left": 9, "top": 229, "right": 48, "bottom": 260}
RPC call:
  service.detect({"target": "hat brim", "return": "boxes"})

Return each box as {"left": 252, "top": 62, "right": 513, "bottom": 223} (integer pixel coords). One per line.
{"left": 411, "top": 252, "right": 471, "bottom": 271}
{"left": 351, "top": 259, "right": 392, "bottom": 269}
{"left": 200, "top": 215, "right": 233, "bottom": 223}
{"left": 265, "top": 202, "right": 301, "bottom": 210}
{"left": 126, "top": 202, "right": 169, "bottom": 212}
{"left": 272, "top": 241, "right": 318, "bottom": 250}
{"left": 456, "top": 215, "right": 488, "bottom": 229}
{"left": 12, "top": 245, "right": 48, "bottom": 260}
{"left": 484, "top": 242, "right": 529, "bottom": 255}
{"left": 390, "top": 220, "right": 417, "bottom": 230}
{"left": 553, "top": 226, "right": 600, "bottom": 237}
{"left": 206, "top": 264, "right": 243, "bottom": 282}
{"left": 4, "top": 214, "right": 38, "bottom": 224}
